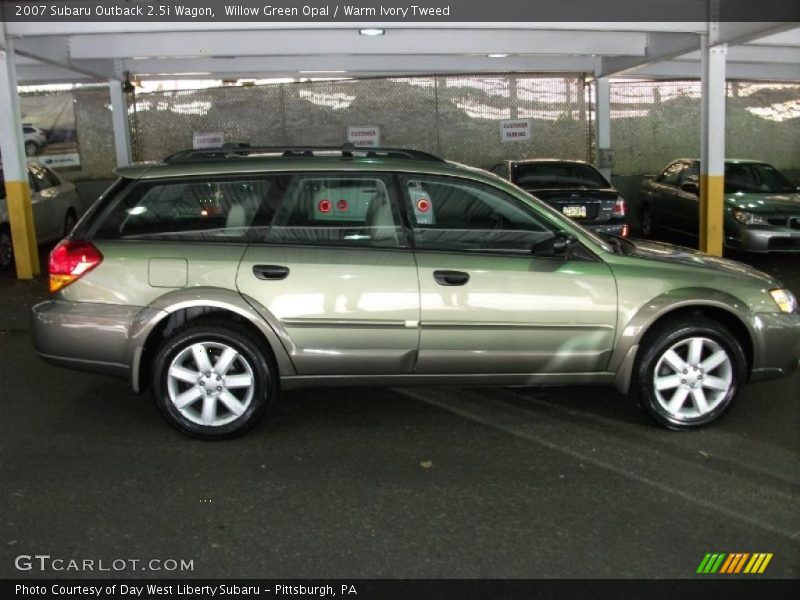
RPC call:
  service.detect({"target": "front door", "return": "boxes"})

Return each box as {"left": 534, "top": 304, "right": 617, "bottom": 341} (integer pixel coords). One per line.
{"left": 400, "top": 175, "right": 618, "bottom": 375}
{"left": 237, "top": 172, "right": 420, "bottom": 376}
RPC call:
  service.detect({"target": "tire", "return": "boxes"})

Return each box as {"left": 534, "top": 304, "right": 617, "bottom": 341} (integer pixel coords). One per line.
{"left": 151, "top": 319, "right": 277, "bottom": 439}
{"left": 63, "top": 210, "right": 77, "bottom": 238}
{"left": 640, "top": 203, "right": 656, "bottom": 238}
{"left": 633, "top": 317, "right": 746, "bottom": 430}
{"left": 0, "top": 225, "right": 13, "bottom": 271}
{"left": 24, "top": 141, "right": 38, "bottom": 157}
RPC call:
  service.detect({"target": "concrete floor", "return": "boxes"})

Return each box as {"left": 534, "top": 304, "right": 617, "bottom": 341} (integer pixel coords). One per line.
{"left": 1, "top": 238, "right": 798, "bottom": 579}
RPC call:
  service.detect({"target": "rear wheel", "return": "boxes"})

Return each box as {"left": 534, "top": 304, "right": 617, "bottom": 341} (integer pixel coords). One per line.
{"left": 633, "top": 318, "right": 746, "bottom": 429}
{"left": 0, "top": 225, "right": 13, "bottom": 271}
{"left": 151, "top": 320, "right": 277, "bottom": 439}
{"left": 24, "top": 141, "right": 38, "bottom": 157}
{"left": 640, "top": 204, "right": 656, "bottom": 237}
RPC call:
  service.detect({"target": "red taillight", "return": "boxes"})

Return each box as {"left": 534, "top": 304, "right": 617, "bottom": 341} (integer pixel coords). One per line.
{"left": 49, "top": 240, "right": 103, "bottom": 293}
{"left": 613, "top": 196, "right": 627, "bottom": 218}
{"left": 318, "top": 199, "right": 332, "bottom": 213}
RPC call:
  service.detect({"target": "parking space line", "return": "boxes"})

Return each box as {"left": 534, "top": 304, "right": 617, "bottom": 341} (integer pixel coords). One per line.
{"left": 394, "top": 387, "right": 800, "bottom": 542}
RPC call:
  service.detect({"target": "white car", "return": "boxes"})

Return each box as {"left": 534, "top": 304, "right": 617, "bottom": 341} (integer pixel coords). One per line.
{"left": 23, "top": 124, "right": 48, "bottom": 157}
{"left": 0, "top": 163, "right": 83, "bottom": 270}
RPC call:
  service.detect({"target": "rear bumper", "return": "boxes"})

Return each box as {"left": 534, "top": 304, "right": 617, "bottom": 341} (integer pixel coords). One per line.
{"left": 31, "top": 300, "right": 140, "bottom": 379}
{"left": 587, "top": 220, "right": 628, "bottom": 236}
{"left": 749, "top": 312, "right": 800, "bottom": 381}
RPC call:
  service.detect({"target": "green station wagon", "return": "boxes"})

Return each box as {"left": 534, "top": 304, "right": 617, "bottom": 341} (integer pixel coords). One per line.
{"left": 31, "top": 146, "right": 800, "bottom": 438}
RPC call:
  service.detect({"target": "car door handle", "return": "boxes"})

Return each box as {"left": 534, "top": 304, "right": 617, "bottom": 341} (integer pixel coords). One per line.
{"left": 433, "top": 270, "right": 470, "bottom": 286}
{"left": 253, "top": 265, "right": 290, "bottom": 280}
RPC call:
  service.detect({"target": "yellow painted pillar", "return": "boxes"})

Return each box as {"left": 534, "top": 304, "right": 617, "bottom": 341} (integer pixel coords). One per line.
{"left": 0, "top": 41, "right": 40, "bottom": 278}
{"left": 698, "top": 36, "right": 727, "bottom": 257}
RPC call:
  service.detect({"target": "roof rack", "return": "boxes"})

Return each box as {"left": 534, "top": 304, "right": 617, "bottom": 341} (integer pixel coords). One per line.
{"left": 162, "top": 142, "right": 445, "bottom": 164}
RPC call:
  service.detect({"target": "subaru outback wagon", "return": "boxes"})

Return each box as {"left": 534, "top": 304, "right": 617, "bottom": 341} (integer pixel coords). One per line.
{"left": 31, "top": 145, "right": 800, "bottom": 438}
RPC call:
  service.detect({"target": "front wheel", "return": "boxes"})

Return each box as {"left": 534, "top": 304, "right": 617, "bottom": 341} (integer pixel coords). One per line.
{"left": 640, "top": 204, "right": 656, "bottom": 238}
{"left": 633, "top": 318, "right": 746, "bottom": 429}
{"left": 151, "top": 320, "right": 277, "bottom": 439}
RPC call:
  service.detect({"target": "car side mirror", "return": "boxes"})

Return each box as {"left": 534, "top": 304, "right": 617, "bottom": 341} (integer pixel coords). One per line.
{"left": 681, "top": 181, "right": 699, "bottom": 195}
{"left": 534, "top": 231, "right": 578, "bottom": 257}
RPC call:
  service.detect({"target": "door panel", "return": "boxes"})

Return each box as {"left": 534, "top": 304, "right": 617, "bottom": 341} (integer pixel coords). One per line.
{"left": 237, "top": 246, "right": 420, "bottom": 375}
{"left": 415, "top": 252, "right": 618, "bottom": 374}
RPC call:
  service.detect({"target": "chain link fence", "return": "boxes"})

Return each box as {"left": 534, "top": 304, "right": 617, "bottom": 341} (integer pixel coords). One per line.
{"left": 18, "top": 76, "right": 799, "bottom": 184}
{"left": 128, "top": 74, "right": 592, "bottom": 169}
{"left": 609, "top": 79, "right": 800, "bottom": 175}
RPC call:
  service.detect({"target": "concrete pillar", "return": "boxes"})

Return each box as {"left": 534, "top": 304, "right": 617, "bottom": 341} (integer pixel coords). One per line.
{"left": 0, "top": 37, "right": 39, "bottom": 278}
{"left": 596, "top": 76, "right": 612, "bottom": 181}
{"left": 699, "top": 37, "right": 727, "bottom": 257}
{"left": 109, "top": 79, "right": 132, "bottom": 167}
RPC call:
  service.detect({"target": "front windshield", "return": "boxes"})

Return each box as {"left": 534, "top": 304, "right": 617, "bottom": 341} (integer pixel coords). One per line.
{"left": 725, "top": 163, "right": 795, "bottom": 194}
{"left": 512, "top": 162, "right": 610, "bottom": 190}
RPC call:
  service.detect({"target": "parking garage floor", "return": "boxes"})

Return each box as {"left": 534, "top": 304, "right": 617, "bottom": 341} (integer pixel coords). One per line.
{"left": 1, "top": 241, "right": 798, "bottom": 579}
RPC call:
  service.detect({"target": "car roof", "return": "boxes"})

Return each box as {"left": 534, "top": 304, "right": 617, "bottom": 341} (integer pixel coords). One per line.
{"left": 672, "top": 158, "right": 771, "bottom": 165}
{"left": 115, "top": 145, "right": 478, "bottom": 181}
{"left": 509, "top": 158, "right": 593, "bottom": 165}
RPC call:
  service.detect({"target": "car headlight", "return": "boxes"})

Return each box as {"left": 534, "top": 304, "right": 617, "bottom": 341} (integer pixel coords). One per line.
{"left": 732, "top": 209, "right": 769, "bottom": 226}
{"left": 770, "top": 289, "right": 797, "bottom": 313}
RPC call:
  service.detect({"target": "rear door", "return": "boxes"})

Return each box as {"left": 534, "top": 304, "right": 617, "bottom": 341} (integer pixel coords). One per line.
{"left": 237, "top": 172, "right": 420, "bottom": 376}
{"left": 401, "top": 174, "right": 618, "bottom": 375}
{"left": 647, "top": 161, "right": 686, "bottom": 231}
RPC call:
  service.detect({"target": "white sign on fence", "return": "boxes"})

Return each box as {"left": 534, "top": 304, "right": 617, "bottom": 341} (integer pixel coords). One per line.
{"left": 347, "top": 126, "right": 381, "bottom": 148}
{"left": 500, "top": 118, "right": 532, "bottom": 143}
{"left": 193, "top": 132, "right": 225, "bottom": 149}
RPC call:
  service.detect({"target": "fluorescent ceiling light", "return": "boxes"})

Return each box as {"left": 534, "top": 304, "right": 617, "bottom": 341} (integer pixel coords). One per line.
{"left": 359, "top": 28, "right": 385, "bottom": 36}
{"left": 487, "top": 53, "right": 509, "bottom": 58}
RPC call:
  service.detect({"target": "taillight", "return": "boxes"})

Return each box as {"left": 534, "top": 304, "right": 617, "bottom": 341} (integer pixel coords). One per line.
{"left": 621, "top": 224, "right": 630, "bottom": 238}
{"left": 49, "top": 240, "right": 103, "bottom": 293}
{"left": 613, "top": 196, "right": 627, "bottom": 218}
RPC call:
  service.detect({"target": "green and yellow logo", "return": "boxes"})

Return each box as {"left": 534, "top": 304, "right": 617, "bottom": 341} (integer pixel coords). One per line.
{"left": 697, "top": 553, "right": 773, "bottom": 574}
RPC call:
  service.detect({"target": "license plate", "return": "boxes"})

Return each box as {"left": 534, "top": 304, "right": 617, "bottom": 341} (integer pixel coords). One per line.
{"left": 562, "top": 205, "right": 587, "bottom": 218}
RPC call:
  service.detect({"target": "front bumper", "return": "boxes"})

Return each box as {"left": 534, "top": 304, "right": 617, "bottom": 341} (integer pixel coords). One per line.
{"left": 31, "top": 300, "right": 140, "bottom": 379}
{"left": 749, "top": 311, "right": 800, "bottom": 382}
{"left": 726, "top": 222, "right": 800, "bottom": 253}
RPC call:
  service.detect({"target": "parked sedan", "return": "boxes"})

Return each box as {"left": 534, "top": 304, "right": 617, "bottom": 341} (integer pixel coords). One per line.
{"left": 0, "top": 163, "right": 82, "bottom": 270}
{"left": 639, "top": 159, "right": 800, "bottom": 252}
{"left": 490, "top": 159, "right": 629, "bottom": 236}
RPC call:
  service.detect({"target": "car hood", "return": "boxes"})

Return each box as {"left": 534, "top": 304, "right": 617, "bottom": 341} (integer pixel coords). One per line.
{"left": 624, "top": 238, "right": 777, "bottom": 286}
{"left": 725, "top": 192, "right": 800, "bottom": 214}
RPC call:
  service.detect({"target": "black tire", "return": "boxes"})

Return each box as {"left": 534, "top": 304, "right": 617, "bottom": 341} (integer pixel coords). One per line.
{"left": 633, "top": 317, "right": 746, "bottom": 430}
{"left": 640, "top": 203, "right": 656, "bottom": 238}
{"left": 63, "top": 209, "right": 77, "bottom": 238}
{"left": 0, "top": 225, "right": 13, "bottom": 271}
{"left": 151, "top": 319, "right": 277, "bottom": 439}
{"left": 24, "top": 141, "right": 38, "bottom": 157}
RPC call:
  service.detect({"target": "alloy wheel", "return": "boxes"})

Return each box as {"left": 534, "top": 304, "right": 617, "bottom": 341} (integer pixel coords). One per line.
{"left": 652, "top": 336, "right": 733, "bottom": 420}
{"left": 166, "top": 341, "right": 256, "bottom": 427}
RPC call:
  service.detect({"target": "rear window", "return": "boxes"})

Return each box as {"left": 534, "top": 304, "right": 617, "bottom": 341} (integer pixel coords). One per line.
{"left": 90, "top": 176, "right": 286, "bottom": 242}
{"left": 512, "top": 162, "right": 609, "bottom": 190}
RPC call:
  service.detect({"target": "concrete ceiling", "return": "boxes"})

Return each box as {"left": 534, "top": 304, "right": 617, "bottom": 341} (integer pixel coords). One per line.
{"left": 4, "top": 20, "right": 799, "bottom": 84}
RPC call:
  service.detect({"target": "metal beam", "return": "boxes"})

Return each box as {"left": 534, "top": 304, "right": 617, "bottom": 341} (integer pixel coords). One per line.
{"left": 69, "top": 29, "right": 648, "bottom": 60}
{"left": 13, "top": 36, "right": 116, "bottom": 80}
{"left": 0, "top": 36, "right": 40, "bottom": 278}
{"left": 597, "top": 32, "right": 699, "bottom": 77}
{"left": 622, "top": 60, "right": 800, "bottom": 81}
{"left": 596, "top": 77, "right": 611, "bottom": 182}
{"left": 678, "top": 45, "right": 800, "bottom": 64}
{"left": 699, "top": 40, "right": 727, "bottom": 257}
{"left": 124, "top": 54, "right": 597, "bottom": 78}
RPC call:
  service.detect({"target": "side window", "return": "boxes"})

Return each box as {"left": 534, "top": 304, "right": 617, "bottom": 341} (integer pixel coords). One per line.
{"left": 90, "top": 176, "right": 282, "bottom": 241}
{"left": 42, "top": 167, "right": 61, "bottom": 187}
{"left": 400, "top": 176, "right": 555, "bottom": 253}
{"left": 267, "top": 174, "right": 402, "bottom": 248}
{"left": 657, "top": 162, "right": 685, "bottom": 186}
{"left": 27, "top": 171, "right": 39, "bottom": 193}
